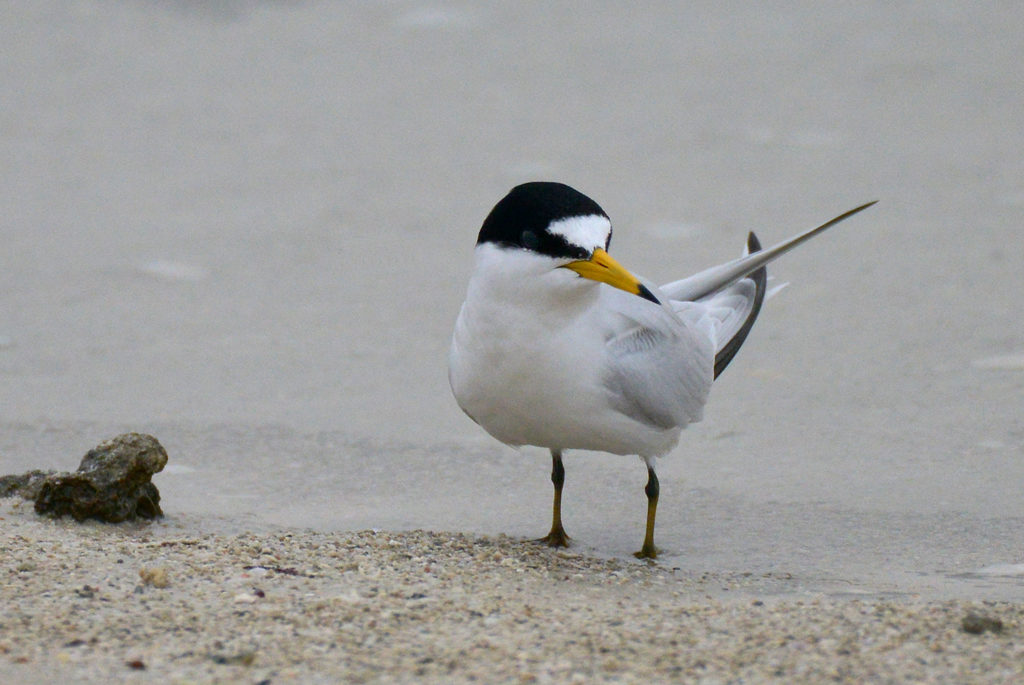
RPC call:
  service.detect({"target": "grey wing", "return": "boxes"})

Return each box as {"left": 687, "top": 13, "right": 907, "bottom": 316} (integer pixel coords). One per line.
{"left": 659, "top": 201, "right": 876, "bottom": 302}
{"left": 599, "top": 288, "right": 714, "bottom": 430}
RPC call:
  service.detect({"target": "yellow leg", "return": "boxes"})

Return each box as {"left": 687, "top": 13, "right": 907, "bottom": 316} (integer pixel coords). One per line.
{"left": 634, "top": 465, "right": 659, "bottom": 559}
{"left": 537, "top": 450, "right": 570, "bottom": 547}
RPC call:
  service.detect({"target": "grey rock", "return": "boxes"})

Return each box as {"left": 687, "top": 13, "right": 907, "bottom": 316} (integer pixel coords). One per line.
{"left": 0, "top": 469, "right": 56, "bottom": 499}
{"left": 31, "top": 433, "right": 168, "bottom": 522}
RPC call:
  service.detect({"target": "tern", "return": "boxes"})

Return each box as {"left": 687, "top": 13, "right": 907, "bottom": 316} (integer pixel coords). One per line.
{"left": 449, "top": 182, "right": 874, "bottom": 558}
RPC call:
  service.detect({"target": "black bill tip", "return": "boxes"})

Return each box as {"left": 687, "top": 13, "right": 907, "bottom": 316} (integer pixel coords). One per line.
{"left": 638, "top": 283, "right": 661, "bottom": 304}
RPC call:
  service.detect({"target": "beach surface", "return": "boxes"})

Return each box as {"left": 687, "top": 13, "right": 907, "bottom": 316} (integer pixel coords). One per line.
{"left": 2, "top": 1, "right": 1023, "bottom": 681}
{"left": 2, "top": 499, "right": 1022, "bottom": 684}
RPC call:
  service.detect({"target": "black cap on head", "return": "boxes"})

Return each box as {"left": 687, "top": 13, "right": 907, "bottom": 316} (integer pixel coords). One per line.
{"left": 476, "top": 182, "right": 610, "bottom": 259}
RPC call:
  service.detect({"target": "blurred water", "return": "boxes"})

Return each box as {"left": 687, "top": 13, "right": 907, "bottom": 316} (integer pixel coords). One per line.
{"left": 2, "top": 1, "right": 1022, "bottom": 599}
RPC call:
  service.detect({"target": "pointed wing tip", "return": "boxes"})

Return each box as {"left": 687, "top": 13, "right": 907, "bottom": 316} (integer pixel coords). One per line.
{"left": 746, "top": 231, "right": 762, "bottom": 252}
{"left": 849, "top": 200, "right": 879, "bottom": 215}
{"left": 809, "top": 200, "right": 879, "bottom": 235}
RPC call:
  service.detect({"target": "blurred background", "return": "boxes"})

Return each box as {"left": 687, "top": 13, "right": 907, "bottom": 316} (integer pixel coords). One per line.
{"left": 2, "top": 2, "right": 1022, "bottom": 594}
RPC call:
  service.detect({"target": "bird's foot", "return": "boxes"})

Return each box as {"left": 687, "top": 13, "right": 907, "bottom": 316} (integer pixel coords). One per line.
{"left": 633, "top": 543, "right": 659, "bottom": 560}
{"left": 535, "top": 526, "right": 571, "bottom": 548}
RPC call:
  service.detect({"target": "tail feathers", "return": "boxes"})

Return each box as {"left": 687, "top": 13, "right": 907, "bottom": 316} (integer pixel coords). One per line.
{"left": 712, "top": 232, "right": 767, "bottom": 379}
{"left": 765, "top": 277, "right": 788, "bottom": 299}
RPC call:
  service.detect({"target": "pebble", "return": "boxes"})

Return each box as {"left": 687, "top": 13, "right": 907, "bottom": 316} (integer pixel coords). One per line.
{"left": 139, "top": 566, "right": 170, "bottom": 588}
{"left": 962, "top": 613, "right": 1004, "bottom": 635}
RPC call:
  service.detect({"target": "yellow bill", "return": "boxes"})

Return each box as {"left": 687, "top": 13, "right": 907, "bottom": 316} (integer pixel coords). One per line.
{"left": 562, "top": 248, "right": 660, "bottom": 303}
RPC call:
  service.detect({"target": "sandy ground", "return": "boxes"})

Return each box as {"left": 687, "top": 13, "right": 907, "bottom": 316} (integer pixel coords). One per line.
{"left": 2, "top": 500, "right": 1022, "bottom": 684}
{"left": 3, "top": 1, "right": 1024, "bottom": 682}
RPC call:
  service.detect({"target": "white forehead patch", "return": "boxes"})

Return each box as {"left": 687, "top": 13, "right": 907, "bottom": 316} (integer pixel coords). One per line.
{"left": 546, "top": 214, "right": 611, "bottom": 252}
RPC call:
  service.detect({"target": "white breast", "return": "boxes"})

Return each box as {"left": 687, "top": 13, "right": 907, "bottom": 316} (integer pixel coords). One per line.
{"left": 448, "top": 245, "right": 700, "bottom": 457}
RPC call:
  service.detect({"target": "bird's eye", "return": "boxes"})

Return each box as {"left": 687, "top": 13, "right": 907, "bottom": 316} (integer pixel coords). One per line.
{"left": 520, "top": 230, "right": 540, "bottom": 250}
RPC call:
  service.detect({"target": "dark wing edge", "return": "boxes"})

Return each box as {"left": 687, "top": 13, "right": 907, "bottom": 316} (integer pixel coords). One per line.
{"left": 713, "top": 232, "right": 767, "bottom": 379}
